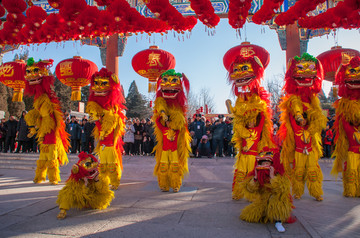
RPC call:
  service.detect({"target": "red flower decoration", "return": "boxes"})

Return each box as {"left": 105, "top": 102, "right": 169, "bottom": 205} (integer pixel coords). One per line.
{"left": 275, "top": 0, "right": 326, "bottom": 26}
{"left": 252, "top": 0, "right": 284, "bottom": 24}
{"left": 228, "top": 0, "right": 252, "bottom": 29}
{"left": 189, "top": 0, "right": 220, "bottom": 28}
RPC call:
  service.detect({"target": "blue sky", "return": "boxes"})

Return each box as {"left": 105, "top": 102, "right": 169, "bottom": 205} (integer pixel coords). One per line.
{"left": 3, "top": 19, "right": 360, "bottom": 113}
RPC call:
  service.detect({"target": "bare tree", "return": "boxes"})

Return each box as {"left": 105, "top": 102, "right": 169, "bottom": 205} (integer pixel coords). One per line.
{"left": 187, "top": 87, "right": 216, "bottom": 117}
{"left": 263, "top": 74, "right": 284, "bottom": 119}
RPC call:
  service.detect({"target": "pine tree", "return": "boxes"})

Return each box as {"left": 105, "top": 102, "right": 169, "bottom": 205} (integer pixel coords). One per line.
{"left": 125, "top": 80, "right": 152, "bottom": 119}
{"left": 0, "top": 83, "right": 9, "bottom": 119}
{"left": 54, "top": 77, "right": 72, "bottom": 113}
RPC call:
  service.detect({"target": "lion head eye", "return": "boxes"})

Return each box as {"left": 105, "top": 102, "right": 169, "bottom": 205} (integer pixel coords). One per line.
{"left": 241, "top": 65, "right": 249, "bottom": 71}
{"left": 296, "top": 64, "right": 304, "bottom": 70}
{"left": 350, "top": 68, "right": 356, "bottom": 74}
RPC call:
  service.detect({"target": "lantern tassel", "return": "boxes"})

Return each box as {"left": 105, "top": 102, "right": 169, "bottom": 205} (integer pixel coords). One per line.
{"left": 12, "top": 91, "right": 23, "bottom": 102}
{"left": 148, "top": 82, "right": 157, "bottom": 93}
{"left": 71, "top": 90, "right": 82, "bottom": 101}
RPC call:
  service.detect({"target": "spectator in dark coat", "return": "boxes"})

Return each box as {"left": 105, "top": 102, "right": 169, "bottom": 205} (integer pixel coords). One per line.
{"left": 67, "top": 116, "right": 81, "bottom": 153}
{"left": 0, "top": 118, "right": 6, "bottom": 152}
{"left": 212, "top": 115, "right": 227, "bottom": 157}
{"left": 143, "top": 118, "right": 155, "bottom": 155}
{"left": 190, "top": 114, "right": 206, "bottom": 148}
{"left": 224, "top": 117, "right": 234, "bottom": 156}
{"left": 198, "top": 135, "right": 212, "bottom": 158}
{"left": 3, "top": 116, "right": 18, "bottom": 153}
{"left": 133, "top": 118, "right": 144, "bottom": 155}
{"left": 15, "top": 111, "right": 30, "bottom": 153}
{"left": 83, "top": 120, "right": 95, "bottom": 153}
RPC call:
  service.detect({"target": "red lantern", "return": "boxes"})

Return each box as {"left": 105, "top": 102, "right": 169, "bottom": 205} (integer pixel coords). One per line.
{"left": 223, "top": 41, "right": 270, "bottom": 71}
{"left": 132, "top": 46, "right": 176, "bottom": 92}
{"left": 317, "top": 46, "right": 360, "bottom": 82}
{"left": 55, "top": 56, "right": 98, "bottom": 101}
{"left": 0, "top": 60, "right": 27, "bottom": 101}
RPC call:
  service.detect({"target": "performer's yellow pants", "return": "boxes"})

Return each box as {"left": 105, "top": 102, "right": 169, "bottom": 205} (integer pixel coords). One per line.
{"left": 98, "top": 146, "right": 122, "bottom": 189}
{"left": 34, "top": 144, "right": 60, "bottom": 184}
{"left": 292, "top": 151, "right": 323, "bottom": 199}
{"left": 157, "top": 150, "right": 181, "bottom": 191}
{"left": 232, "top": 153, "right": 256, "bottom": 200}
{"left": 343, "top": 151, "right": 360, "bottom": 197}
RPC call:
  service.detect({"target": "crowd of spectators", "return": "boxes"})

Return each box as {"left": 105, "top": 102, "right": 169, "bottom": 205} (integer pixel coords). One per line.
{"left": 0, "top": 111, "right": 337, "bottom": 159}
{"left": 0, "top": 111, "right": 38, "bottom": 153}
{"left": 189, "top": 113, "right": 234, "bottom": 158}
{"left": 123, "top": 118, "right": 155, "bottom": 156}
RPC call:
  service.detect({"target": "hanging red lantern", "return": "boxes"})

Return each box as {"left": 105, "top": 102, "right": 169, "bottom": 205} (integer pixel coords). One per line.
{"left": 317, "top": 46, "right": 360, "bottom": 82}
{"left": 223, "top": 41, "right": 270, "bottom": 72}
{"left": 132, "top": 46, "right": 176, "bottom": 92}
{"left": 0, "top": 60, "right": 27, "bottom": 101}
{"left": 55, "top": 56, "right": 98, "bottom": 101}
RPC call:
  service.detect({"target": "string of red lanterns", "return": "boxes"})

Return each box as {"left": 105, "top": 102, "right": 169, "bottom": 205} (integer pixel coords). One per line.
{"left": 228, "top": 0, "right": 252, "bottom": 29}
{"left": 0, "top": 1, "right": 358, "bottom": 45}
{"left": 275, "top": 0, "right": 326, "bottom": 26}
{"left": 189, "top": 0, "right": 220, "bottom": 28}
{"left": 144, "top": 0, "right": 197, "bottom": 32}
{"left": 252, "top": 0, "right": 284, "bottom": 25}
{"left": 298, "top": 0, "right": 360, "bottom": 29}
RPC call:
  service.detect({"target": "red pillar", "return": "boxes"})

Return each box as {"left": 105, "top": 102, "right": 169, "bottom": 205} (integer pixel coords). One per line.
{"left": 106, "top": 35, "right": 119, "bottom": 76}
{"left": 286, "top": 24, "right": 301, "bottom": 67}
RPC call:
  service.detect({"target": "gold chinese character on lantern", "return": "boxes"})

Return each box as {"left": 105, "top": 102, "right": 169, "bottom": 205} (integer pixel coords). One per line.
{"left": 240, "top": 47, "right": 255, "bottom": 58}
{"left": 147, "top": 53, "right": 163, "bottom": 67}
{"left": 60, "top": 61, "right": 73, "bottom": 76}
{"left": 0, "top": 64, "right": 14, "bottom": 78}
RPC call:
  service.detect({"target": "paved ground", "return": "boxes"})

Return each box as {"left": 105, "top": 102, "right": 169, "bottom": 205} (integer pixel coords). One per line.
{"left": 0, "top": 153, "right": 359, "bottom": 238}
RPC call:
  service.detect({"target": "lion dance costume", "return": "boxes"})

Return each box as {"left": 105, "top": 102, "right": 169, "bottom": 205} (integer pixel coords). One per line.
{"left": 223, "top": 44, "right": 275, "bottom": 200}
{"left": 86, "top": 68, "right": 126, "bottom": 190}
{"left": 278, "top": 53, "right": 327, "bottom": 201}
{"left": 24, "top": 58, "right": 69, "bottom": 185}
{"left": 331, "top": 56, "right": 360, "bottom": 197}
{"left": 56, "top": 152, "right": 114, "bottom": 219}
{"left": 240, "top": 148, "right": 293, "bottom": 232}
{"left": 153, "top": 69, "right": 191, "bottom": 192}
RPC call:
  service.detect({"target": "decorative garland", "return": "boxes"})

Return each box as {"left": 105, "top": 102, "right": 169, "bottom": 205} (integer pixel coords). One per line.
{"left": 275, "top": 0, "right": 326, "bottom": 26}
{"left": 144, "top": 0, "right": 197, "bottom": 32}
{"left": 228, "top": 0, "right": 252, "bottom": 29}
{"left": 252, "top": 0, "right": 284, "bottom": 24}
{"left": 298, "top": 0, "right": 360, "bottom": 29}
{"left": 189, "top": 0, "right": 220, "bottom": 28}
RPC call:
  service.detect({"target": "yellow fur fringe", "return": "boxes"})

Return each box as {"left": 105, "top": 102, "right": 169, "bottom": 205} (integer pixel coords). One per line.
{"left": 240, "top": 175, "right": 292, "bottom": 223}
{"left": 57, "top": 177, "right": 114, "bottom": 211}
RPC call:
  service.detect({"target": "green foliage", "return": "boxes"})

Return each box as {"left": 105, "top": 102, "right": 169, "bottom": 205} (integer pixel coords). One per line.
{"left": 54, "top": 77, "right": 71, "bottom": 112}
{"left": 125, "top": 80, "right": 152, "bottom": 119}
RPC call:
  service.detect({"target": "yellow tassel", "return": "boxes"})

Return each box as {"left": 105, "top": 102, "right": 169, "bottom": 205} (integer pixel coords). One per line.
{"left": 71, "top": 90, "right": 82, "bottom": 101}
{"left": 12, "top": 91, "right": 23, "bottom": 102}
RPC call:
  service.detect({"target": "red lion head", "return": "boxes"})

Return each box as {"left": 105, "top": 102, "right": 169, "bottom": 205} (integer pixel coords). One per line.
{"left": 283, "top": 53, "right": 323, "bottom": 96}
{"left": 156, "top": 69, "right": 190, "bottom": 110}
{"left": 69, "top": 152, "right": 99, "bottom": 182}
{"left": 335, "top": 56, "right": 360, "bottom": 99}
{"left": 24, "top": 57, "right": 55, "bottom": 98}
{"left": 247, "top": 147, "right": 284, "bottom": 187}
{"left": 89, "top": 67, "right": 125, "bottom": 110}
